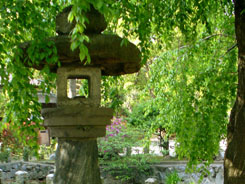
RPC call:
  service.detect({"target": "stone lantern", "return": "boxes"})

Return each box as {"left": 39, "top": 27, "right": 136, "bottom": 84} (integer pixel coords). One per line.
{"left": 20, "top": 5, "right": 141, "bottom": 184}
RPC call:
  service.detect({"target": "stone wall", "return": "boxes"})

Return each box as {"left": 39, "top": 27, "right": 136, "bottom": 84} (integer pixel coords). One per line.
{"left": 151, "top": 162, "right": 223, "bottom": 184}
{"left": 101, "top": 162, "right": 224, "bottom": 184}
{"left": 0, "top": 161, "right": 54, "bottom": 180}
{"left": 0, "top": 161, "right": 223, "bottom": 184}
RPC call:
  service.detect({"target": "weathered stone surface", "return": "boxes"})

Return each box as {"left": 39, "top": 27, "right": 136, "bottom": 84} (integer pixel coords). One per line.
{"left": 20, "top": 34, "right": 141, "bottom": 76}
{"left": 151, "top": 163, "right": 224, "bottom": 184}
{"left": 49, "top": 126, "right": 106, "bottom": 138}
{"left": 56, "top": 5, "right": 107, "bottom": 35}
{"left": 56, "top": 66, "right": 101, "bottom": 107}
{"left": 0, "top": 162, "right": 54, "bottom": 181}
{"left": 145, "top": 177, "right": 158, "bottom": 184}
{"left": 42, "top": 106, "right": 113, "bottom": 126}
{"left": 215, "top": 167, "right": 224, "bottom": 184}
{"left": 54, "top": 139, "right": 102, "bottom": 184}
{"left": 46, "top": 173, "right": 54, "bottom": 184}
{"left": 15, "top": 171, "right": 28, "bottom": 184}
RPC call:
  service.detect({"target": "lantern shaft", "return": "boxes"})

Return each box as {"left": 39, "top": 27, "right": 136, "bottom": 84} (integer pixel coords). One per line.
{"left": 54, "top": 139, "right": 102, "bottom": 184}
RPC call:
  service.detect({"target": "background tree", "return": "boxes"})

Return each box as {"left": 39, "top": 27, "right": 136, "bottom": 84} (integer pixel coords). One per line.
{"left": 224, "top": 1, "right": 245, "bottom": 183}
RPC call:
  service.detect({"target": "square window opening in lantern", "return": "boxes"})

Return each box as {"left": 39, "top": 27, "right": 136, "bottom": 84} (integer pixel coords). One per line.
{"left": 67, "top": 77, "right": 90, "bottom": 99}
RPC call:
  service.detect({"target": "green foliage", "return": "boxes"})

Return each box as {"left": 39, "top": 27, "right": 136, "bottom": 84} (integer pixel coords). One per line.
{"left": 107, "top": 0, "right": 233, "bottom": 63}
{"left": 98, "top": 117, "right": 145, "bottom": 160}
{"left": 23, "top": 147, "right": 30, "bottom": 161}
{"left": 161, "top": 149, "right": 169, "bottom": 157}
{"left": 101, "top": 154, "right": 152, "bottom": 183}
{"left": 166, "top": 171, "right": 181, "bottom": 184}
{"left": 125, "top": 100, "right": 159, "bottom": 128}
{"left": 0, "top": 93, "right": 7, "bottom": 117}
{"left": 77, "top": 79, "right": 89, "bottom": 98}
{"left": 101, "top": 76, "right": 125, "bottom": 113}
{"left": 0, "top": 0, "right": 59, "bottom": 150}
{"left": 98, "top": 117, "right": 152, "bottom": 183}
{"left": 67, "top": 0, "right": 112, "bottom": 63}
{"left": 38, "top": 139, "right": 56, "bottom": 160}
{"left": 147, "top": 30, "right": 237, "bottom": 167}
{"left": 0, "top": 148, "right": 11, "bottom": 163}
{"left": 129, "top": 6, "right": 237, "bottom": 169}
{"left": 68, "top": 0, "right": 91, "bottom": 63}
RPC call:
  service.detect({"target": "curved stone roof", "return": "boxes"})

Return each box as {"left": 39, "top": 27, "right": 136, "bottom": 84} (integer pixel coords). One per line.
{"left": 20, "top": 34, "right": 141, "bottom": 76}
{"left": 19, "top": 5, "right": 141, "bottom": 76}
{"left": 56, "top": 5, "right": 107, "bottom": 35}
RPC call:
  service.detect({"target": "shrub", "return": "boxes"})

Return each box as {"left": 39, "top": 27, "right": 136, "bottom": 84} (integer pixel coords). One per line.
{"left": 101, "top": 154, "right": 153, "bottom": 183}
{"left": 166, "top": 170, "right": 181, "bottom": 184}
{"left": 0, "top": 148, "right": 10, "bottom": 163}
{"left": 98, "top": 117, "right": 145, "bottom": 160}
{"left": 23, "top": 147, "right": 30, "bottom": 161}
{"left": 98, "top": 117, "right": 152, "bottom": 183}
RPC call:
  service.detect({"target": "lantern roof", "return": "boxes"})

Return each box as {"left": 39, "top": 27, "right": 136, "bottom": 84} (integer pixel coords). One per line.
{"left": 20, "top": 5, "right": 141, "bottom": 76}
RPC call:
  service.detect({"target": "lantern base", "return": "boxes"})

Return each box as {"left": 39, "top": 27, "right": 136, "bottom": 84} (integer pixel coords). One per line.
{"left": 54, "top": 138, "right": 102, "bottom": 184}
{"left": 42, "top": 106, "right": 113, "bottom": 138}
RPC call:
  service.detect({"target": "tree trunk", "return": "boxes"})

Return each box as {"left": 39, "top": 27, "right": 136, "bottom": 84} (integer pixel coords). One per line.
{"left": 54, "top": 139, "right": 102, "bottom": 184}
{"left": 224, "top": 0, "right": 245, "bottom": 183}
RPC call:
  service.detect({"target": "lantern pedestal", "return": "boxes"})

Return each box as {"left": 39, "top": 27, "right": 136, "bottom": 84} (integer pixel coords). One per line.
{"left": 41, "top": 66, "right": 113, "bottom": 183}
{"left": 54, "top": 139, "right": 101, "bottom": 184}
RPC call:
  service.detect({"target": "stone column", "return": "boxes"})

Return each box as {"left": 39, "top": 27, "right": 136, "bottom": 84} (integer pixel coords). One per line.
{"left": 46, "top": 173, "right": 54, "bottom": 184}
{"left": 54, "top": 139, "right": 101, "bottom": 184}
{"left": 15, "top": 171, "right": 28, "bottom": 184}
